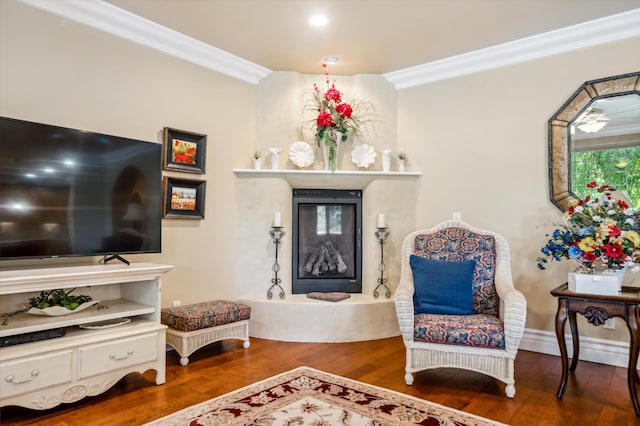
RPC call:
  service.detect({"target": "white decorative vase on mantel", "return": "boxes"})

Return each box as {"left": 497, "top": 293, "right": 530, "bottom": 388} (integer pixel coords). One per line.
{"left": 568, "top": 270, "right": 624, "bottom": 295}
{"left": 381, "top": 149, "right": 391, "bottom": 172}
{"left": 269, "top": 148, "right": 281, "bottom": 170}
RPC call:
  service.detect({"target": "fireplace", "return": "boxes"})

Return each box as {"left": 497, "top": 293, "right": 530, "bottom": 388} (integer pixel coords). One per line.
{"left": 292, "top": 189, "right": 362, "bottom": 294}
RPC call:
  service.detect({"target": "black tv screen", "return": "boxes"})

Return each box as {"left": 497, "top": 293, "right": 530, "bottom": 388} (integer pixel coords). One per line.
{"left": 0, "top": 116, "right": 162, "bottom": 260}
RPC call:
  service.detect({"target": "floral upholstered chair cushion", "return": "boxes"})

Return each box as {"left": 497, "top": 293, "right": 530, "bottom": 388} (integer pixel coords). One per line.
{"left": 414, "top": 227, "right": 498, "bottom": 315}
{"left": 413, "top": 313, "right": 505, "bottom": 349}
{"left": 412, "top": 227, "right": 504, "bottom": 349}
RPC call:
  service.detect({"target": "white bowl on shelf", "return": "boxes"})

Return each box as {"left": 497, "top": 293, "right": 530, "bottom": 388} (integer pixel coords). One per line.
{"left": 288, "top": 141, "right": 315, "bottom": 168}
{"left": 351, "top": 144, "right": 376, "bottom": 168}
{"left": 27, "top": 300, "right": 100, "bottom": 316}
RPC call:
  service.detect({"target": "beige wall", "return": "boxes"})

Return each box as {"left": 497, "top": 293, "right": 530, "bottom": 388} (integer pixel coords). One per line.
{"left": 398, "top": 37, "right": 640, "bottom": 340}
{"left": 0, "top": 1, "right": 255, "bottom": 306}
{"left": 2, "top": 0, "right": 640, "bottom": 342}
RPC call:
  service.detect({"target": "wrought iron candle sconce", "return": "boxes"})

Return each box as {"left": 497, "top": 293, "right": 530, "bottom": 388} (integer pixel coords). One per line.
{"left": 268, "top": 226, "right": 286, "bottom": 299}
{"left": 374, "top": 226, "right": 391, "bottom": 299}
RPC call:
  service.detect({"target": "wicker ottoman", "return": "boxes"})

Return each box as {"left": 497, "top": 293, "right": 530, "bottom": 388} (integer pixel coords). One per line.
{"left": 161, "top": 300, "right": 251, "bottom": 366}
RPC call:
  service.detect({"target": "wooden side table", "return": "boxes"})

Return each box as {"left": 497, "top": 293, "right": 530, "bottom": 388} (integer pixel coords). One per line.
{"left": 550, "top": 283, "right": 640, "bottom": 416}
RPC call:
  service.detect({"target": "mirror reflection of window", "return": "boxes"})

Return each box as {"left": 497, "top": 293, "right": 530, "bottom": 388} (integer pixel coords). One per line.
{"left": 316, "top": 205, "right": 342, "bottom": 235}
{"left": 570, "top": 94, "right": 640, "bottom": 207}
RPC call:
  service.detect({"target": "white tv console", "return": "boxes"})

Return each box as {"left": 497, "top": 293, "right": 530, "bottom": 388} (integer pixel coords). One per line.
{"left": 0, "top": 262, "right": 172, "bottom": 410}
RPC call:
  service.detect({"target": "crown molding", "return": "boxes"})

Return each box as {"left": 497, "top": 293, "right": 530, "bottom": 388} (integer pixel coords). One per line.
{"left": 383, "top": 8, "right": 640, "bottom": 89}
{"left": 19, "top": 0, "right": 272, "bottom": 85}
{"left": 19, "top": 1, "right": 640, "bottom": 88}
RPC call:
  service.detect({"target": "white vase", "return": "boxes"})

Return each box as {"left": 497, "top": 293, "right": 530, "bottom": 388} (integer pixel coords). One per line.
{"left": 253, "top": 158, "right": 261, "bottom": 170}
{"left": 269, "top": 148, "right": 281, "bottom": 170}
{"left": 398, "top": 159, "right": 406, "bottom": 172}
{"left": 381, "top": 149, "right": 391, "bottom": 172}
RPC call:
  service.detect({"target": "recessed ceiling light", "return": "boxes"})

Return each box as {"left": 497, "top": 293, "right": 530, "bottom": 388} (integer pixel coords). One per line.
{"left": 309, "top": 15, "right": 328, "bottom": 26}
{"left": 322, "top": 55, "right": 340, "bottom": 65}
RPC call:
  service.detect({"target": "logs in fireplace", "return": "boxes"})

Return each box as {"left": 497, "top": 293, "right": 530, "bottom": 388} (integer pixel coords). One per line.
{"left": 304, "top": 240, "right": 348, "bottom": 276}
{"left": 292, "top": 189, "right": 362, "bottom": 294}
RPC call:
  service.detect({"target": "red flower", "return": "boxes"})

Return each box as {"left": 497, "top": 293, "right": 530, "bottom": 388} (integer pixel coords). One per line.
{"left": 336, "top": 103, "right": 353, "bottom": 118}
{"left": 587, "top": 181, "right": 597, "bottom": 188}
{"left": 618, "top": 199, "right": 629, "bottom": 210}
{"left": 603, "top": 243, "right": 624, "bottom": 258}
{"left": 324, "top": 86, "right": 342, "bottom": 103}
{"left": 187, "top": 147, "right": 196, "bottom": 155}
{"left": 316, "top": 111, "right": 334, "bottom": 127}
{"left": 582, "top": 252, "right": 598, "bottom": 262}
{"left": 606, "top": 224, "right": 621, "bottom": 237}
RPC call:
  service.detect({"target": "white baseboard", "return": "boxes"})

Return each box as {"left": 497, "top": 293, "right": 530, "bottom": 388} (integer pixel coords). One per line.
{"left": 520, "top": 328, "right": 630, "bottom": 368}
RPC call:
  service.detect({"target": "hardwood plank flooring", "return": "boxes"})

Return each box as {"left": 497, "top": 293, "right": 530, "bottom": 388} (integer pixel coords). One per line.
{"left": 1, "top": 336, "right": 638, "bottom": 425}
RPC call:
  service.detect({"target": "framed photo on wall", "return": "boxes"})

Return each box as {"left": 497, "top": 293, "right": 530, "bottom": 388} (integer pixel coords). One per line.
{"left": 163, "top": 177, "right": 206, "bottom": 219}
{"left": 163, "top": 127, "right": 207, "bottom": 173}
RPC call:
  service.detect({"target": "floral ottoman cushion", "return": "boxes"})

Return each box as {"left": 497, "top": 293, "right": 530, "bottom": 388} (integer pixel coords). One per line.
{"left": 161, "top": 300, "right": 251, "bottom": 332}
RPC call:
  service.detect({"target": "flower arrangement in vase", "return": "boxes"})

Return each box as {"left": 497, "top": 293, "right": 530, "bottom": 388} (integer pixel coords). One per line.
{"left": 303, "top": 64, "right": 374, "bottom": 171}
{"left": 537, "top": 182, "right": 640, "bottom": 278}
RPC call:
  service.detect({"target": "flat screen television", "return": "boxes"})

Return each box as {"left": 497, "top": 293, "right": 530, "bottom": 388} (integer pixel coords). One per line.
{"left": 0, "top": 116, "right": 162, "bottom": 261}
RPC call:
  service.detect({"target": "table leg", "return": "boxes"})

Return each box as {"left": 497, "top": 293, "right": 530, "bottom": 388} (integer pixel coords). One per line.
{"left": 626, "top": 305, "right": 640, "bottom": 416}
{"left": 568, "top": 311, "right": 579, "bottom": 372}
{"left": 555, "top": 298, "right": 569, "bottom": 399}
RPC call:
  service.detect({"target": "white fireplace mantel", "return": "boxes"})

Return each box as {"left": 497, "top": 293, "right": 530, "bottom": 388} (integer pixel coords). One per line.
{"left": 233, "top": 169, "right": 421, "bottom": 189}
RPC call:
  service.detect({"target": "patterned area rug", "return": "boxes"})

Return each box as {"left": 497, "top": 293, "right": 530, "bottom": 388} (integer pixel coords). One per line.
{"left": 145, "top": 366, "right": 507, "bottom": 426}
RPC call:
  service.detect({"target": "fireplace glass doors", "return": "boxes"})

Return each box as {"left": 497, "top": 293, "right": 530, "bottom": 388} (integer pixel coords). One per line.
{"left": 292, "top": 189, "right": 362, "bottom": 294}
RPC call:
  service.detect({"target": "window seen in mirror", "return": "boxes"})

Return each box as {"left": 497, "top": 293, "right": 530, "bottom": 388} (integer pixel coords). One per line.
{"left": 570, "top": 94, "right": 640, "bottom": 208}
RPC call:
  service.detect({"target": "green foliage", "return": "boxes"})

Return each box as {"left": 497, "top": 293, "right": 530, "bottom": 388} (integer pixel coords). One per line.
{"left": 29, "top": 288, "right": 92, "bottom": 310}
{"left": 571, "top": 147, "right": 640, "bottom": 207}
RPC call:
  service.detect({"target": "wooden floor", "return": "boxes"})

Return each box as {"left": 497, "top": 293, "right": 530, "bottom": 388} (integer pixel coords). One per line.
{"left": 1, "top": 336, "right": 638, "bottom": 425}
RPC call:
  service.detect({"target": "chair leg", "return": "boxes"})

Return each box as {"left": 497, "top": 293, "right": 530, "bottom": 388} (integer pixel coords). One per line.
{"left": 505, "top": 384, "right": 515, "bottom": 398}
{"left": 405, "top": 371, "right": 414, "bottom": 385}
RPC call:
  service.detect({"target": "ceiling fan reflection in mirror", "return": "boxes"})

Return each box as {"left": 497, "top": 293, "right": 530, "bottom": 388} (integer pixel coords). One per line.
{"left": 574, "top": 108, "right": 609, "bottom": 134}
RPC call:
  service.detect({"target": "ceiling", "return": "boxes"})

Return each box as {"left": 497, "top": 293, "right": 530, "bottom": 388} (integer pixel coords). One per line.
{"left": 102, "top": 0, "right": 640, "bottom": 76}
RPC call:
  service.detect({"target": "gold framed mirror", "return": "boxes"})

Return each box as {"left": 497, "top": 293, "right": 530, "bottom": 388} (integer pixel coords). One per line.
{"left": 548, "top": 72, "right": 640, "bottom": 211}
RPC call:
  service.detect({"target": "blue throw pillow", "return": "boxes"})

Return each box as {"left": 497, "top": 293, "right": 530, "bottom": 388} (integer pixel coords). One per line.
{"left": 410, "top": 255, "right": 476, "bottom": 315}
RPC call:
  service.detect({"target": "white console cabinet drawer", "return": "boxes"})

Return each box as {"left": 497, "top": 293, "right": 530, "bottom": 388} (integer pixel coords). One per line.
{"left": 0, "top": 350, "right": 73, "bottom": 399}
{"left": 78, "top": 333, "right": 159, "bottom": 379}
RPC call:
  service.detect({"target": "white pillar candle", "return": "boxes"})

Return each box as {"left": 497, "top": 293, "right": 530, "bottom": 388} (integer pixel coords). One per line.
{"left": 377, "top": 213, "right": 385, "bottom": 228}
{"left": 273, "top": 212, "right": 282, "bottom": 227}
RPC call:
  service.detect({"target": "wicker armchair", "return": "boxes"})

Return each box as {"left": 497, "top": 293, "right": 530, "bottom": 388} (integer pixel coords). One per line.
{"left": 394, "top": 217, "right": 526, "bottom": 397}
